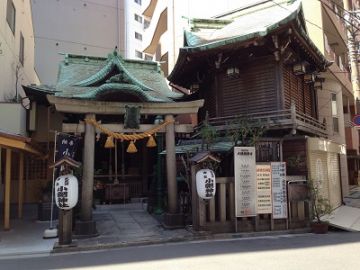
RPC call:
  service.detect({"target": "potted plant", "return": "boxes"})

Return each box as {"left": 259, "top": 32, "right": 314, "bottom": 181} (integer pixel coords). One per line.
{"left": 308, "top": 180, "right": 333, "bottom": 234}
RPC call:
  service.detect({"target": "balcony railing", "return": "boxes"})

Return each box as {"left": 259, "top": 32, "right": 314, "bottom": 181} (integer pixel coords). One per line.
{"left": 195, "top": 104, "right": 327, "bottom": 138}
{"left": 322, "top": 0, "right": 347, "bottom": 42}
{"left": 324, "top": 34, "right": 352, "bottom": 91}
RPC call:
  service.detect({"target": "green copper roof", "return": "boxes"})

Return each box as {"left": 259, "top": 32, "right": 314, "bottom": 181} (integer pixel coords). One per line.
{"left": 27, "top": 51, "right": 183, "bottom": 103}
{"left": 183, "top": 0, "right": 302, "bottom": 51}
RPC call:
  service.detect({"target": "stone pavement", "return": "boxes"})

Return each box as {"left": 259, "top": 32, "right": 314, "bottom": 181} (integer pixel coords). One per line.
{"left": 0, "top": 202, "right": 198, "bottom": 258}
{"left": 62, "top": 203, "right": 197, "bottom": 252}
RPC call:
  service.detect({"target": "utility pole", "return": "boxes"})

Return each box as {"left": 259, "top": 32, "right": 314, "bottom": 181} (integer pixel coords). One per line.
{"left": 344, "top": 0, "right": 360, "bottom": 112}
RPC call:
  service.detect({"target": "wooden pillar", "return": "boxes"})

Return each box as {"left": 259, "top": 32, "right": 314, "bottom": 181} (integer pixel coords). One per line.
{"left": 165, "top": 115, "right": 177, "bottom": 214}
{"left": 81, "top": 114, "right": 96, "bottom": 221}
{"left": 18, "top": 152, "right": 24, "bottom": 219}
{"left": 191, "top": 164, "right": 199, "bottom": 230}
{"left": 0, "top": 147, "right": 2, "bottom": 204}
{"left": 4, "top": 149, "right": 12, "bottom": 230}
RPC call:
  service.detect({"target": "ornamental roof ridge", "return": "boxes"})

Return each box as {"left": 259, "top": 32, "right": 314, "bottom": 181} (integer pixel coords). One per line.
{"left": 73, "top": 50, "right": 155, "bottom": 93}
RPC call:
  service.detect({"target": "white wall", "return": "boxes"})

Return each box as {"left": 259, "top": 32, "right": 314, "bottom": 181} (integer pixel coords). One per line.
{"left": 0, "top": 103, "right": 26, "bottom": 135}
{"left": 125, "top": 0, "right": 148, "bottom": 59}
{"left": 0, "top": 0, "right": 39, "bottom": 102}
{"left": 31, "top": 0, "right": 153, "bottom": 85}
{"left": 31, "top": 0, "right": 124, "bottom": 85}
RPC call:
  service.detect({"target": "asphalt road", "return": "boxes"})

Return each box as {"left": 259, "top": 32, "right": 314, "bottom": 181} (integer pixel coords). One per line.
{"left": 1, "top": 232, "right": 360, "bottom": 270}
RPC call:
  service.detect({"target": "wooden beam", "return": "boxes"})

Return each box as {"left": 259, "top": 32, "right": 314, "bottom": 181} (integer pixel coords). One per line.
{"left": 18, "top": 152, "right": 24, "bottom": 219}
{"left": 0, "top": 136, "right": 42, "bottom": 156}
{"left": 4, "top": 149, "right": 11, "bottom": 230}
{"left": 62, "top": 123, "right": 194, "bottom": 134}
{"left": 47, "top": 95, "right": 204, "bottom": 115}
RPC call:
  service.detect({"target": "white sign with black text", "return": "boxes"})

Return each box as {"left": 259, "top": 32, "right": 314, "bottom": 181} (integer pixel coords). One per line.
{"left": 271, "top": 162, "right": 288, "bottom": 219}
{"left": 256, "top": 164, "right": 272, "bottom": 214}
{"left": 234, "top": 147, "right": 257, "bottom": 217}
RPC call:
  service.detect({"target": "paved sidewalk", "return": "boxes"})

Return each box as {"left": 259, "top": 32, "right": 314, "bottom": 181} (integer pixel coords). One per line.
{"left": 54, "top": 203, "right": 310, "bottom": 253}
{"left": 0, "top": 207, "right": 57, "bottom": 258}
{"left": 2, "top": 188, "right": 360, "bottom": 258}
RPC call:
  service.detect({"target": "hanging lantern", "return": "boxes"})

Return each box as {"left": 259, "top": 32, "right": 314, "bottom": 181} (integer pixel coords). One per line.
{"left": 127, "top": 140, "right": 138, "bottom": 153}
{"left": 146, "top": 135, "right": 157, "bottom": 148}
{"left": 104, "top": 136, "right": 115, "bottom": 148}
{"left": 196, "top": 169, "right": 216, "bottom": 199}
{"left": 55, "top": 174, "right": 79, "bottom": 210}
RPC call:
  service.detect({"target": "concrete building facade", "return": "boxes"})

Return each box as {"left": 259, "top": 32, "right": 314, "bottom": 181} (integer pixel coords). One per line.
{"left": 31, "top": 0, "right": 150, "bottom": 85}
{"left": 0, "top": 0, "right": 39, "bottom": 135}
{"left": 302, "top": 0, "right": 359, "bottom": 194}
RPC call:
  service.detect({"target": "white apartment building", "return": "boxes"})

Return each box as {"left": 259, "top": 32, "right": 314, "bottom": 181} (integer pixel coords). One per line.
{"left": 31, "top": 0, "right": 150, "bottom": 85}
{"left": 142, "top": 0, "right": 245, "bottom": 76}
{"left": 0, "top": 0, "right": 39, "bottom": 135}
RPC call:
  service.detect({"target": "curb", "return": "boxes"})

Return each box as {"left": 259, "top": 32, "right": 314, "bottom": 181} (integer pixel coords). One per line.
{"left": 51, "top": 228, "right": 311, "bottom": 254}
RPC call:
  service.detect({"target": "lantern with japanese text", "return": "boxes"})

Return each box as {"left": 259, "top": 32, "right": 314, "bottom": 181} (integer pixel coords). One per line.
{"left": 196, "top": 169, "right": 216, "bottom": 199}
{"left": 55, "top": 174, "right": 79, "bottom": 210}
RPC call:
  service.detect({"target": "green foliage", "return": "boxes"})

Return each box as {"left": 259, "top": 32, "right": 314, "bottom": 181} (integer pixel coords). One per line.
{"left": 200, "top": 123, "right": 217, "bottom": 149}
{"left": 226, "top": 116, "right": 266, "bottom": 146}
{"left": 199, "top": 112, "right": 217, "bottom": 150}
{"left": 308, "top": 180, "right": 333, "bottom": 223}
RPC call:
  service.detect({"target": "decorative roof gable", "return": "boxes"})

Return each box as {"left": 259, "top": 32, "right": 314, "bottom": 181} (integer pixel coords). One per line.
{"left": 74, "top": 51, "right": 153, "bottom": 93}
{"left": 25, "top": 50, "right": 183, "bottom": 103}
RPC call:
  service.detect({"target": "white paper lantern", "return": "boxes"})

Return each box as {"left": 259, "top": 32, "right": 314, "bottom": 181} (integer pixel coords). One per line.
{"left": 55, "top": 174, "right": 79, "bottom": 210}
{"left": 196, "top": 169, "right": 216, "bottom": 199}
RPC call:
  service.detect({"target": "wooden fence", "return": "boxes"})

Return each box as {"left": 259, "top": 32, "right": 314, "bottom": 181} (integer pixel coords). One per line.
{"left": 191, "top": 165, "right": 311, "bottom": 233}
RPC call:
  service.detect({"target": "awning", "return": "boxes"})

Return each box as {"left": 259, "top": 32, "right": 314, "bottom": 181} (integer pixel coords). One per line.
{"left": 0, "top": 130, "right": 44, "bottom": 156}
{"left": 323, "top": 206, "right": 360, "bottom": 232}
{"left": 322, "top": 187, "right": 360, "bottom": 231}
{"left": 160, "top": 140, "right": 234, "bottom": 155}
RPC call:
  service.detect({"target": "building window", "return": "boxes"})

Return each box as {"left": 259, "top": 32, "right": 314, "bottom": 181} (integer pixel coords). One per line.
{"left": 134, "top": 0, "right": 142, "bottom": 5}
{"left": 144, "top": 54, "right": 153, "bottom": 61}
{"left": 144, "top": 19, "right": 150, "bottom": 29}
{"left": 135, "top": 32, "right": 142, "bottom": 41}
{"left": 331, "top": 93, "right": 339, "bottom": 133}
{"left": 6, "top": 0, "right": 16, "bottom": 34}
{"left": 134, "top": 14, "right": 143, "bottom": 23}
{"left": 19, "top": 32, "right": 24, "bottom": 65}
{"left": 135, "top": 50, "right": 143, "bottom": 59}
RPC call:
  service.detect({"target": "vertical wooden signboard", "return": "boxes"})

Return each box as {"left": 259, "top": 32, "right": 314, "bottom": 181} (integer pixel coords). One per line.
{"left": 234, "top": 147, "right": 256, "bottom": 217}
{"left": 256, "top": 164, "right": 272, "bottom": 214}
{"left": 271, "top": 162, "right": 287, "bottom": 219}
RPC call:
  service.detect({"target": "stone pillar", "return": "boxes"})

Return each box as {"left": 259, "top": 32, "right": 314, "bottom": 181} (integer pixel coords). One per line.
{"left": 75, "top": 113, "right": 97, "bottom": 237}
{"left": 163, "top": 115, "right": 184, "bottom": 228}
{"left": 165, "top": 115, "right": 177, "bottom": 214}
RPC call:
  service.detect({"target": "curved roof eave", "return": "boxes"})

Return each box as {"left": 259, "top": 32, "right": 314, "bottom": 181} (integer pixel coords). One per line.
{"left": 72, "top": 83, "right": 169, "bottom": 102}
{"left": 169, "top": 0, "right": 330, "bottom": 82}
